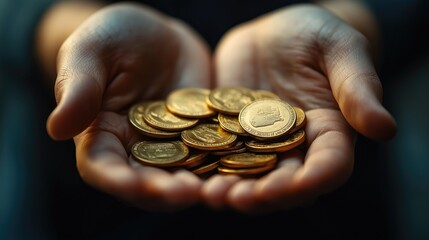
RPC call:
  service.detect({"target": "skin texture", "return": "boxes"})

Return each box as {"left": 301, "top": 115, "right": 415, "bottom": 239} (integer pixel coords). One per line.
{"left": 203, "top": 5, "right": 396, "bottom": 212}
{"left": 39, "top": 1, "right": 397, "bottom": 213}
{"left": 44, "top": 3, "right": 212, "bottom": 211}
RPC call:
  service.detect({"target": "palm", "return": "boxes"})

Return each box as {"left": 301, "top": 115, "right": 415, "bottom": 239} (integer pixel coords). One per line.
{"left": 48, "top": 4, "right": 211, "bottom": 211}
{"left": 202, "top": 5, "right": 393, "bottom": 212}
{"left": 48, "top": 3, "right": 396, "bottom": 213}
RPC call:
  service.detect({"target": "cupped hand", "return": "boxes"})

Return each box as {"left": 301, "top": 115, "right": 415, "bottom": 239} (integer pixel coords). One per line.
{"left": 202, "top": 4, "right": 397, "bottom": 212}
{"left": 46, "top": 3, "right": 212, "bottom": 211}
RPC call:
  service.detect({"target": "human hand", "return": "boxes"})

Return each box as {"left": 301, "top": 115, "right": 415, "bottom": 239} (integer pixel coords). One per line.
{"left": 202, "top": 4, "right": 397, "bottom": 212}
{"left": 46, "top": 3, "right": 212, "bottom": 211}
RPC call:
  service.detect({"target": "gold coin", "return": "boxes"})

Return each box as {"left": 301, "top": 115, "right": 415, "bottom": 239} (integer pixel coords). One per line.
{"left": 218, "top": 163, "right": 276, "bottom": 177}
{"left": 143, "top": 101, "right": 199, "bottom": 131}
{"left": 181, "top": 123, "right": 238, "bottom": 151}
{"left": 290, "top": 106, "right": 306, "bottom": 133}
{"left": 239, "top": 99, "right": 296, "bottom": 139}
{"left": 207, "top": 86, "right": 257, "bottom": 115}
{"left": 191, "top": 158, "right": 219, "bottom": 175}
{"left": 166, "top": 87, "right": 216, "bottom": 118}
{"left": 220, "top": 152, "right": 277, "bottom": 169}
{"left": 128, "top": 102, "right": 181, "bottom": 138}
{"left": 245, "top": 129, "right": 306, "bottom": 153}
{"left": 218, "top": 113, "right": 248, "bottom": 136}
{"left": 208, "top": 140, "right": 245, "bottom": 156}
{"left": 225, "top": 140, "right": 244, "bottom": 150}
{"left": 181, "top": 151, "right": 210, "bottom": 168}
{"left": 211, "top": 147, "right": 247, "bottom": 156}
{"left": 254, "top": 90, "right": 281, "bottom": 100}
{"left": 131, "top": 140, "right": 189, "bottom": 167}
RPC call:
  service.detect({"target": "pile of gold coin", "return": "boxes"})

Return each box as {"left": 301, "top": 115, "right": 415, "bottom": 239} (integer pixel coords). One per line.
{"left": 129, "top": 87, "right": 306, "bottom": 178}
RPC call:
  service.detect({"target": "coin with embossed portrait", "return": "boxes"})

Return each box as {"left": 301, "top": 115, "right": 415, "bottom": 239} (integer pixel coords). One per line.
{"left": 131, "top": 140, "right": 189, "bottom": 167}
{"left": 181, "top": 123, "right": 237, "bottom": 151}
{"left": 239, "top": 99, "right": 296, "bottom": 139}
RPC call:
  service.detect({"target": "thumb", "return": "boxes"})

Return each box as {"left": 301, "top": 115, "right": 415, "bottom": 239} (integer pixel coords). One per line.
{"left": 326, "top": 35, "right": 397, "bottom": 141}
{"left": 47, "top": 44, "right": 106, "bottom": 140}
{"left": 215, "top": 25, "right": 262, "bottom": 88}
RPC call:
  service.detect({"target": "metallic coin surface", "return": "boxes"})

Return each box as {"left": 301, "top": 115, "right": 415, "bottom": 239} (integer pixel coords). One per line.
{"left": 290, "top": 106, "right": 306, "bottom": 133}
{"left": 245, "top": 129, "right": 306, "bottom": 153}
{"left": 207, "top": 87, "right": 257, "bottom": 115}
{"left": 143, "top": 101, "right": 199, "bottom": 131}
{"left": 239, "top": 99, "right": 296, "bottom": 139}
{"left": 254, "top": 90, "right": 281, "bottom": 100}
{"left": 245, "top": 129, "right": 305, "bottom": 153}
{"left": 191, "top": 159, "right": 219, "bottom": 175}
{"left": 127, "top": 88, "right": 305, "bottom": 179}
{"left": 180, "top": 151, "right": 210, "bottom": 168}
{"left": 224, "top": 140, "right": 244, "bottom": 151}
{"left": 181, "top": 123, "right": 237, "bottom": 151}
{"left": 131, "top": 140, "right": 189, "bottom": 166}
{"left": 211, "top": 147, "right": 247, "bottom": 156}
{"left": 220, "top": 152, "right": 277, "bottom": 168}
{"left": 218, "top": 113, "right": 248, "bottom": 136}
{"left": 218, "top": 163, "right": 276, "bottom": 177}
{"left": 128, "top": 102, "right": 181, "bottom": 138}
{"left": 166, "top": 87, "right": 215, "bottom": 118}
{"left": 209, "top": 140, "right": 245, "bottom": 156}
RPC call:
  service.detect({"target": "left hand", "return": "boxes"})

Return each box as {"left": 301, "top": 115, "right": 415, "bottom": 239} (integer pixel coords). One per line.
{"left": 201, "top": 4, "right": 397, "bottom": 213}
{"left": 46, "top": 3, "right": 212, "bottom": 211}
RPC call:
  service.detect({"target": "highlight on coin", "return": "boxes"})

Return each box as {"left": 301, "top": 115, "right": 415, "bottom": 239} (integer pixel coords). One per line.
{"left": 128, "top": 86, "right": 307, "bottom": 179}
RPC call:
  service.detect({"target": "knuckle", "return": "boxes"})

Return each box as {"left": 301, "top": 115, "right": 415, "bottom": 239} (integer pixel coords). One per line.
{"left": 54, "top": 68, "right": 72, "bottom": 103}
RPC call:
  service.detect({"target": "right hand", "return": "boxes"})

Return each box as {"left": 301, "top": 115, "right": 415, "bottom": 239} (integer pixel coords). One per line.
{"left": 46, "top": 3, "right": 212, "bottom": 211}
{"left": 202, "top": 4, "right": 397, "bottom": 213}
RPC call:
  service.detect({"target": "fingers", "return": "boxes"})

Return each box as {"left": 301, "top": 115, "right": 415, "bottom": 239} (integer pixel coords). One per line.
{"left": 169, "top": 19, "right": 212, "bottom": 89}
{"left": 255, "top": 109, "right": 355, "bottom": 211}
{"left": 214, "top": 24, "right": 264, "bottom": 89}
{"left": 224, "top": 150, "right": 306, "bottom": 213}
{"left": 201, "top": 174, "right": 241, "bottom": 209}
{"left": 46, "top": 5, "right": 212, "bottom": 140}
{"left": 283, "top": 110, "right": 354, "bottom": 193}
{"left": 204, "top": 109, "right": 356, "bottom": 213}
{"left": 75, "top": 112, "right": 202, "bottom": 211}
{"left": 47, "top": 46, "right": 106, "bottom": 140}
{"left": 324, "top": 32, "right": 397, "bottom": 140}
{"left": 74, "top": 114, "right": 139, "bottom": 202}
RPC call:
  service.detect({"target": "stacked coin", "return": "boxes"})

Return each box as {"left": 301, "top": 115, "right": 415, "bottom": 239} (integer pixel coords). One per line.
{"left": 129, "top": 87, "right": 306, "bottom": 178}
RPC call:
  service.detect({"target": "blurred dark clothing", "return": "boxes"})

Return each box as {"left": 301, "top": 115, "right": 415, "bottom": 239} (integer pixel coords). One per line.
{"left": 1, "top": 1, "right": 428, "bottom": 240}
{"left": 366, "top": 0, "right": 429, "bottom": 77}
{"left": 363, "top": 2, "right": 429, "bottom": 240}
{"left": 375, "top": 2, "right": 429, "bottom": 240}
